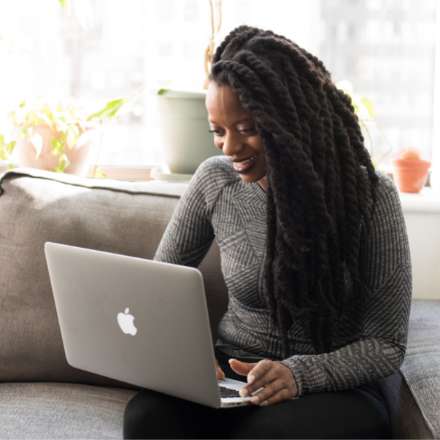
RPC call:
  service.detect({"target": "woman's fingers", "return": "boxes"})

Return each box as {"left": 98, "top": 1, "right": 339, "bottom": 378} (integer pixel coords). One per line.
{"left": 241, "top": 367, "right": 278, "bottom": 396}
{"left": 250, "top": 377, "right": 293, "bottom": 404}
{"left": 239, "top": 359, "right": 276, "bottom": 396}
{"left": 238, "top": 360, "right": 298, "bottom": 406}
{"left": 216, "top": 366, "right": 225, "bottom": 380}
{"left": 254, "top": 385, "right": 294, "bottom": 406}
{"left": 228, "top": 358, "right": 257, "bottom": 376}
{"left": 215, "top": 358, "right": 225, "bottom": 380}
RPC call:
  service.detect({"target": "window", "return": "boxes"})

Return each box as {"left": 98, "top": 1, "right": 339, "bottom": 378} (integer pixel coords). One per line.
{"left": 0, "top": 0, "right": 437, "bottom": 175}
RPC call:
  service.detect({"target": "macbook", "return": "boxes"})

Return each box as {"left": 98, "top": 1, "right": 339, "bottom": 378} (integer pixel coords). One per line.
{"left": 44, "top": 242, "right": 256, "bottom": 408}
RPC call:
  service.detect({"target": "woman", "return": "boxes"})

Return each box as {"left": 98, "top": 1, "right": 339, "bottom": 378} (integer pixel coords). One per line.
{"left": 124, "top": 25, "right": 411, "bottom": 438}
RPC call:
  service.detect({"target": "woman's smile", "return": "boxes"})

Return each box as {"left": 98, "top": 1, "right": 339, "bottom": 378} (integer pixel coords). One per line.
{"left": 232, "top": 155, "right": 257, "bottom": 173}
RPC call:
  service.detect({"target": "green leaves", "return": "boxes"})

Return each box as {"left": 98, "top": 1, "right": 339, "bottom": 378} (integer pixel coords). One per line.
{"left": 51, "top": 136, "right": 66, "bottom": 156}
{"left": 54, "top": 153, "right": 70, "bottom": 173}
{"left": 0, "top": 135, "right": 16, "bottom": 161}
{"left": 157, "top": 88, "right": 169, "bottom": 96}
{"left": 86, "top": 98, "right": 126, "bottom": 122}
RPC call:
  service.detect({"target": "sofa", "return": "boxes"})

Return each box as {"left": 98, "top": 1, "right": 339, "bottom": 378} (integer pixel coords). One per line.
{"left": 0, "top": 167, "right": 439, "bottom": 439}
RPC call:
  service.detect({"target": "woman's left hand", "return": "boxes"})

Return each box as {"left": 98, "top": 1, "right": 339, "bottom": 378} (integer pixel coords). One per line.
{"left": 229, "top": 358, "right": 298, "bottom": 406}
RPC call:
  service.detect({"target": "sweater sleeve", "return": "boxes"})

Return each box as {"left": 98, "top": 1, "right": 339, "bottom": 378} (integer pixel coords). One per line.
{"left": 281, "top": 174, "right": 412, "bottom": 396}
{"left": 153, "top": 158, "right": 218, "bottom": 266}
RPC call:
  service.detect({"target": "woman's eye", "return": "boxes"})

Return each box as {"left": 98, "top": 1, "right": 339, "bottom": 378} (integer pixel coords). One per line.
{"left": 209, "top": 129, "right": 223, "bottom": 137}
{"left": 238, "top": 127, "right": 257, "bottom": 135}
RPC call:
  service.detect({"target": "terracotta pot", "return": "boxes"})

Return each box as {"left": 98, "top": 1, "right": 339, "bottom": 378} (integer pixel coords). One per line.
{"left": 392, "top": 158, "right": 431, "bottom": 193}
{"left": 14, "top": 124, "right": 100, "bottom": 176}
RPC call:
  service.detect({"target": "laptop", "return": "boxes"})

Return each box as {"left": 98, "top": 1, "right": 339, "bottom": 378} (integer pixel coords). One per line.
{"left": 44, "top": 241, "right": 256, "bottom": 408}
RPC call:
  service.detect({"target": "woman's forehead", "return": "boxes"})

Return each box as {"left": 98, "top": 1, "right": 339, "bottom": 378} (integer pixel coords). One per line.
{"left": 205, "top": 82, "right": 251, "bottom": 123}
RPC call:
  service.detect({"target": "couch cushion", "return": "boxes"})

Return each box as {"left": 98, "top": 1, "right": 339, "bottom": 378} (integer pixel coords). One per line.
{"left": 379, "top": 299, "right": 440, "bottom": 439}
{"left": 0, "top": 168, "right": 227, "bottom": 385}
{"left": 0, "top": 383, "right": 136, "bottom": 439}
{"left": 399, "top": 299, "right": 440, "bottom": 438}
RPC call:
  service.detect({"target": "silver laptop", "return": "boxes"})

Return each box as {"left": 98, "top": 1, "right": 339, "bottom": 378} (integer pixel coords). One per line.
{"left": 44, "top": 241, "right": 255, "bottom": 408}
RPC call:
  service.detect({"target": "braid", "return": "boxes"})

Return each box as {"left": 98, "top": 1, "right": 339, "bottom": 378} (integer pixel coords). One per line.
{"left": 213, "top": 25, "right": 260, "bottom": 63}
{"left": 210, "top": 26, "right": 378, "bottom": 355}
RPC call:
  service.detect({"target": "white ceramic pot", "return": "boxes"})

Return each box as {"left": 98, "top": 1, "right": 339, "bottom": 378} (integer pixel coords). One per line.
{"left": 156, "top": 89, "right": 220, "bottom": 175}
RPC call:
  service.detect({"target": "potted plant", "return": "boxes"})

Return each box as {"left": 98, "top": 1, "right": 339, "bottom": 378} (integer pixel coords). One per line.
{"left": 392, "top": 148, "right": 431, "bottom": 193}
{"left": 153, "top": 0, "right": 223, "bottom": 178}
{"left": 1, "top": 98, "right": 125, "bottom": 176}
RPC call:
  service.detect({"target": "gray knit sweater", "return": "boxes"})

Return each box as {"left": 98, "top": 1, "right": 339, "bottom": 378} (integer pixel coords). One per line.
{"left": 154, "top": 155, "right": 412, "bottom": 396}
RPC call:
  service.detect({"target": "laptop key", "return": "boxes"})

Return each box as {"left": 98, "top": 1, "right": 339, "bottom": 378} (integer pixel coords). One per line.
{"left": 219, "top": 386, "right": 241, "bottom": 398}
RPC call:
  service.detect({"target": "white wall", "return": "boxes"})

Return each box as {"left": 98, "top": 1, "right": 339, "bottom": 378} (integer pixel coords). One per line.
{"left": 401, "top": 190, "right": 440, "bottom": 299}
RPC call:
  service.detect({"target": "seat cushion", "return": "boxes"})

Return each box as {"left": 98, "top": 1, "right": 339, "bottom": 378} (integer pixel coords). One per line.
{"left": 380, "top": 299, "right": 440, "bottom": 439}
{"left": 0, "top": 383, "right": 137, "bottom": 439}
{"left": 399, "top": 299, "right": 440, "bottom": 438}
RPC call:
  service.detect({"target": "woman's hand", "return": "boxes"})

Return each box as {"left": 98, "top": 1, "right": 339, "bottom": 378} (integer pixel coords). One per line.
{"left": 229, "top": 358, "right": 298, "bottom": 406}
{"left": 215, "top": 358, "right": 225, "bottom": 381}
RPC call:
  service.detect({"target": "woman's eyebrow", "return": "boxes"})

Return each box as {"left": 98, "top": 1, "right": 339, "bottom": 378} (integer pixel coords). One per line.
{"left": 235, "top": 117, "right": 253, "bottom": 124}
{"left": 209, "top": 117, "right": 253, "bottom": 125}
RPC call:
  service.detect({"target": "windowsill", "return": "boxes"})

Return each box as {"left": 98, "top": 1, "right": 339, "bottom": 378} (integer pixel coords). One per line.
{"left": 91, "top": 164, "right": 157, "bottom": 181}
{"left": 96, "top": 164, "right": 440, "bottom": 214}
{"left": 3, "top": 161, "right": 440, "bottom": 213}
{"left": 398, "top": 187, "right": 440, "bottom": 214}
{"left": 378, "top": 167, "right": 440, "bottom": 213}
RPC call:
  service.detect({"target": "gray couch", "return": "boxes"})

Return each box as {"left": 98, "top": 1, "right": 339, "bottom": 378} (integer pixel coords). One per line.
{"left": 0, "top": 168, "right": 439, "bottom": 439}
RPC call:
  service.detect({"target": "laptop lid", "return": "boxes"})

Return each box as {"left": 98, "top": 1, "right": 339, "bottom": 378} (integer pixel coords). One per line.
{"left": 44, "top": 241, "right": 223, "bottom": 408}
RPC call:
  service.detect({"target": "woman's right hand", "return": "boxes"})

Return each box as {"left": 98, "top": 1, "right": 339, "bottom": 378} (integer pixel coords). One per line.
{"left": 215, "top": 358, "right": 225, "bottom": 380}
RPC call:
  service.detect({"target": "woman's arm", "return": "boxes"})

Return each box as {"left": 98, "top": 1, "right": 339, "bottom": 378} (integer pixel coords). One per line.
{"left": 153, "top": 159, "right": 217, "bottom": 266}
{"left": 281, "top": 174, "right": 412, "bottom": 396}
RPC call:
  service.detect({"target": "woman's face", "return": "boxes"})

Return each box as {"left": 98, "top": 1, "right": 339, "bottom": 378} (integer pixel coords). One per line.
{"left": 205, "top": 82, "right": 268, "bottom": 189}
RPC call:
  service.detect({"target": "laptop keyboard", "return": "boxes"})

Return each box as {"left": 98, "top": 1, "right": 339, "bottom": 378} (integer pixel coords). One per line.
{"left": 219, "top": 386, "right": 241, "bottom": 398}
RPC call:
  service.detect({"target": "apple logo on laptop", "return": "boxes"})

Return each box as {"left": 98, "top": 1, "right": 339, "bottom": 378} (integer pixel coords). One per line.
{"left": 117, "top": 307, "right": 137, "bottom": 336}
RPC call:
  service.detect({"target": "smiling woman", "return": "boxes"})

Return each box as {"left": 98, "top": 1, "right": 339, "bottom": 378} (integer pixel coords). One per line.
{"left": 123, "top": 24, "right": 411, "bottom": 439}
{"left": 205, "top": 82, "right": 267, "bottom": 188}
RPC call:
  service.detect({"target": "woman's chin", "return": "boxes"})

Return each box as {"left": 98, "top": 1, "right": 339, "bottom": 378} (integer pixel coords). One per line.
{"left": 238, "top": 173, "right": 267, "bottom": 187}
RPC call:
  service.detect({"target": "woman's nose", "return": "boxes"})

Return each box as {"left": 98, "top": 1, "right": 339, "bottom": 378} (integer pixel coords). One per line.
{"left": 222, "top": 132, "right": 244, "bottom": 157}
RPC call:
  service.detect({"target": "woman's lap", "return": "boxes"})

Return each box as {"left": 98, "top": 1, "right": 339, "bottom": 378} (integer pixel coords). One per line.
{"left": 123, "top": 356, "right": 391, "bottom": 439}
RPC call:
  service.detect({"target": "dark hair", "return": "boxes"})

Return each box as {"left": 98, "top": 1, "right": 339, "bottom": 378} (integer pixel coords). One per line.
{"left": 209, "top": 25, "right": 379, "bottom": 355}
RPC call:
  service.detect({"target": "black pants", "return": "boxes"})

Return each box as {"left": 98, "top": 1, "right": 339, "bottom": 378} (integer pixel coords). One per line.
{"left": 123, "top": 350, "right": 391, "bottom": 439}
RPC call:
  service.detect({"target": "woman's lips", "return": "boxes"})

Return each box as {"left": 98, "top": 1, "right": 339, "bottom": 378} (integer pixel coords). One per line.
{"left": 233, "top": 156, "right": 257, "bottom": 173}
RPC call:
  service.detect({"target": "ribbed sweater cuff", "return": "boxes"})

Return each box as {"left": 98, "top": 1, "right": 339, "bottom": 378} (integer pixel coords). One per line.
{"left": 280, "top": 358, "right": 305, "bottom": 397}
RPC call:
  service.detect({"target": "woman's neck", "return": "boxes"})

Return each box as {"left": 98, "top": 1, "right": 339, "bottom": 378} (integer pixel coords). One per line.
{"left": 257, "top": 176, "right": 268, "bottom": 192}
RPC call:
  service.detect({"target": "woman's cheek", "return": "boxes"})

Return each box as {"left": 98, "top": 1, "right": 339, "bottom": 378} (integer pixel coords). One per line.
{"left": 214, "top": 141, "right": 223, "bottom": 151}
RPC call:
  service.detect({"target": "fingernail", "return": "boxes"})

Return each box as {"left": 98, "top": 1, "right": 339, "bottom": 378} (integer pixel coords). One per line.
{"left": 248, "top": 374, "right": 255, "bottom": 384}
{"left": 260, "top": 401, "right": 269, "bottom": 407}
{"left": 251, "top": 396, "right": 259, "bottom": 404}
{"left": 240, "top": 388, "right": 248, "bottom": 397}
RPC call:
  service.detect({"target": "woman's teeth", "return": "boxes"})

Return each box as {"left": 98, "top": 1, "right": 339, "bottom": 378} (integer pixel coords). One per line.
{"left": 233, "top": 156, "right": 257, "bottom": 173}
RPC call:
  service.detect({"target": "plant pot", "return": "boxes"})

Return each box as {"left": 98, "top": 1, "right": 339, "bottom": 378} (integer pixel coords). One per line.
{"left": 392, "top": 158, "right": 431, "bottom": 193}
{"left": 156, "top": 89, "right": 220, "bottom": 175}
{"left": 13, "top": 124, "right": 100, "bottom": 176}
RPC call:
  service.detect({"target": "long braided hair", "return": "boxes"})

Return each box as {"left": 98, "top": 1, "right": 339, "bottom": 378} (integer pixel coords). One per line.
{"left": 209, "top": 25, "right": 379, "bottom": 355}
